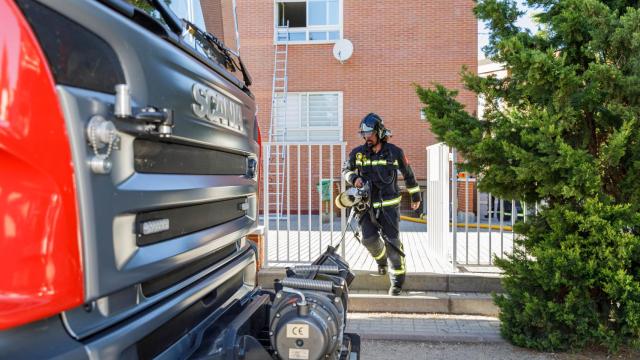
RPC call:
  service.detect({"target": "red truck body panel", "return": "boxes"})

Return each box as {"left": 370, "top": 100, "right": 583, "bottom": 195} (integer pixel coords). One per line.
{"left": 0, "top": 0, "right": 83, "bottom": 330}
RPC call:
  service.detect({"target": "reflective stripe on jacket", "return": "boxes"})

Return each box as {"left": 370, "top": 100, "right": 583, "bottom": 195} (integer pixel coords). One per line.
{"left": 342, "top": 142, "right": 421, "bottom": 206}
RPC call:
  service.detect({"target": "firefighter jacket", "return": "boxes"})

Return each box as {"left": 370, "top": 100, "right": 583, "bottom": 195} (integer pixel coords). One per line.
{"left": 342, "top": 142, "right": 421, "bottom": 208}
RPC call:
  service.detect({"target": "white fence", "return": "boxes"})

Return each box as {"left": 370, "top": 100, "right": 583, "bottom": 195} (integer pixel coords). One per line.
{"left": 262, "top": 142, "right": 347, "bottom": 266}
{"left": 427, "top": 143, "right": 531, "bottom": 271}
{"left": 261, "top": 141, "right": 529, "bottom": 273}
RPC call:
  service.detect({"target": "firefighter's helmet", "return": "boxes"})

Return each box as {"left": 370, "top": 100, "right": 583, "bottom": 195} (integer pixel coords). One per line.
{"left": 358, "top": 113, "right": 390, "bottom": 140}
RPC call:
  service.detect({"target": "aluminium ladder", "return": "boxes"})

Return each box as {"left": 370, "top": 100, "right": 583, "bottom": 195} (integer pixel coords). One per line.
{"left": 267, "top": 24, "right": 290, "bottom": 220}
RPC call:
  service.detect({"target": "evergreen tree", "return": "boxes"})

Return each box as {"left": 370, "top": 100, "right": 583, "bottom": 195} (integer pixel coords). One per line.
{"left": 416, "top": 0, "right": 640, "bottom": 351}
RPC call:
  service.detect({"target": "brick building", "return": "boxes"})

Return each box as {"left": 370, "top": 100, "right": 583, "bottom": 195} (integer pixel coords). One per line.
{"left": 203, "top": 0, "right": 478, "bottom": 213}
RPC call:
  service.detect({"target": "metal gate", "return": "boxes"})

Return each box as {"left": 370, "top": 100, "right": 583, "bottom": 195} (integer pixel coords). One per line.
{"left": 262, "top": 142, "right": 347, "bottom": 267}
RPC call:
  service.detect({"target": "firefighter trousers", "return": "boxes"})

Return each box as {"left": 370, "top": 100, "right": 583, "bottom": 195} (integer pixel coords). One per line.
{"left": 359, "top": 206, "right": 406, "bottom": 287}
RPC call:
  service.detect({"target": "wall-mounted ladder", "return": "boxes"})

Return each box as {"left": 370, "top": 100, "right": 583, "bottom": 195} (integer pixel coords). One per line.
{"left": 267, "top": 24, "right": 290, "bottom": 219}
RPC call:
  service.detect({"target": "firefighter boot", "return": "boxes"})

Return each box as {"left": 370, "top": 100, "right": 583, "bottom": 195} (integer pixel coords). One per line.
{"left": 377, "top": 262, "right": 388, "bottom": 275}
{"left": 388, "top": 274, "right": 405, "bottom": 296}
{"left": 362, "top": 235, "right": 387, "bottom": 276}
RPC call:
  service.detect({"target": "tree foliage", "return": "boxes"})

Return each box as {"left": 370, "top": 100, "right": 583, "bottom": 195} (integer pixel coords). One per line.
{"left": 416, "top": 0, "right": 640, "bottom": 351}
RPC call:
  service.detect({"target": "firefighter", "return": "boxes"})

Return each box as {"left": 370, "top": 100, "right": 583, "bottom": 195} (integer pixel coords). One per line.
{"left": 342, "top": 113, "right": 421, "bottom": 296}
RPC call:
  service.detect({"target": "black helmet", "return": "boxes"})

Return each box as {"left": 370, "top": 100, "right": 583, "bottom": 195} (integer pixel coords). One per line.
{"left": 359, "top": 113, "right": 389, "bottom": 140}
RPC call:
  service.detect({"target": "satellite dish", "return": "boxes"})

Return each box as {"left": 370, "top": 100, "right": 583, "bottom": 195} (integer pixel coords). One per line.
{"left": 333, "top": 39, "right": 353, "bottom": 63}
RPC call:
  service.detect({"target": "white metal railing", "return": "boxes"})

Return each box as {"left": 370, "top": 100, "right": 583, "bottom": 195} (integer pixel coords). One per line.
{"left": 450, "top": 148, "right": 530, "bottom": 268}
{"left": 427, "top": 144, "right": 535, "bottom": 271}
{"left": 262, "top": 142, "right": 347, "bottom": 266}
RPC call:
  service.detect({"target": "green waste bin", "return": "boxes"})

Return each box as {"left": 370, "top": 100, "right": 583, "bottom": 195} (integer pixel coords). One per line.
{"left": 317, "top": 179, "right": 335, "bottom": 201}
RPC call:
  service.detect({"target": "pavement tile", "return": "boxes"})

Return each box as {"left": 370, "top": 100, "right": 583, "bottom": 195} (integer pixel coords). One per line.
{"left": 347, "top": 312, "right": 503, "bottom": 343}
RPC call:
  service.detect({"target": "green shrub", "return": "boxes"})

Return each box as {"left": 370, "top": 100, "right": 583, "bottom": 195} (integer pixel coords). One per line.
{"left": 416, "top": 0, "right": 640, "bottom": 351}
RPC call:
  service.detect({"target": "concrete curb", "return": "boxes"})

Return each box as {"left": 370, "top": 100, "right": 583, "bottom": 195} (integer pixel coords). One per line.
{"left": 348, "top": 292, "right": 500, "bottom": 316}
{"left": 258, "top": 268, "right": 503, "bottom": 293}
{"left": 354, "top": 331, "right": 506, "bottom": 343}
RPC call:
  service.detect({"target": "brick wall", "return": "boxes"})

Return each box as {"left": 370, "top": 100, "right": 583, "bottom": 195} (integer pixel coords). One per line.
{"left": 201, "top": 0, "right": 224, "bottom": 41}
{"left": 221, "top": 0, "right": 237, "bottom": 51}
{"left": 457, "top": 177, "right": 477, "bottom": 214}
{"left": 204, "top": 0, "right": 477, "bottom": 212}
{"left": 202, "top": 0, "right": 239, "bottom": 51}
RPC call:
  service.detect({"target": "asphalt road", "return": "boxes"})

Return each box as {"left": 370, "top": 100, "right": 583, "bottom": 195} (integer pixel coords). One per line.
{"left": 359, "top": 340, "right": 639, "bottom": 360}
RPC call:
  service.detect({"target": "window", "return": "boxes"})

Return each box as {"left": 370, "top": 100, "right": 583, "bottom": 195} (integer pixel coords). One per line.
{"left": 195, "top": 0, "right": 241, "bottom": 55}
{"left": 168, "top": 1, "right": 208, "bottom": 33}
{"left": 170, "top": 1, "right": 240, "bottom": 55}
{"left": 125, "top": 0, "right": 240, "bottom": 54}
{"left": 274, "top": 0, "right": 342, "bottom": 43}
{"left": 124, "top": 1, "right": 207, "bottom": 31}
{"left": 275, "top": 92, "right": 342, "bottom": 142}
{"left": 125, "top": 0, "right": 245, "bottom": 81}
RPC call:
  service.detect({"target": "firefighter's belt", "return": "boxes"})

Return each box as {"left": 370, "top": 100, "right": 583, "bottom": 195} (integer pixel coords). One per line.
{"left": 372, "top": 195, "right": 402, "bottom": 208}
{"left": 355, "top": 159, "right": 399, "bottom": 166}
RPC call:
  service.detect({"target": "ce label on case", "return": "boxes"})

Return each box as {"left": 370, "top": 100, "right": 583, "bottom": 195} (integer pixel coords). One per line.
{"left": 286, "top": 324, "right": 309, "bottom": 338}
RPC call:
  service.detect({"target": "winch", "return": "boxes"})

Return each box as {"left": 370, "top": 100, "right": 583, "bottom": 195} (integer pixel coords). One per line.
{"left": 269, "top": 247, "right": 355, "bottom": 360}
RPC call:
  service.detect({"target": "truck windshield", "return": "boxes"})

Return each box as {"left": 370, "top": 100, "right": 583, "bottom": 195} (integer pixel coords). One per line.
{"left": 123, "top": 0, "right": 173, "bottom": 28}
{"left": 120, "top": 0, "right": 249, "bottom": 85}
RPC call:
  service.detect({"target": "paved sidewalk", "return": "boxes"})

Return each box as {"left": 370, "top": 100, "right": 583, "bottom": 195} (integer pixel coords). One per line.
{"left": 359, "top": 340, "right": 640, "bottom": 360}
{"left": 346, "top": 312, "right": 503, "bottom": 343}
{"left": 265, "top": 218, "right": 513, "bottom": 273}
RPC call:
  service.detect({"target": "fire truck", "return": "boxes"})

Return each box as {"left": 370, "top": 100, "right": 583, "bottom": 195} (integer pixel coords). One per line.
{"left": 0, "top": 1, "right": 358, "bottom": 358}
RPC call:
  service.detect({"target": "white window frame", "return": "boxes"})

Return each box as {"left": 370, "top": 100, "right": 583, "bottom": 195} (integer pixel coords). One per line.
{"left": 273, "top": 0, "right": 343, "bottom": 45}
{"left": 279, "top": 91, "right": 343, "bottom": 143}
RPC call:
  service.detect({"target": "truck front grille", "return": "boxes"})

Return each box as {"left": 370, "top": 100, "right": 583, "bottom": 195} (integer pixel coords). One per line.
{"left": 140, "top": 243, "right": 238, "bottom": 298}
{"left": 135, "top": 198, "right": 247, "bottom": 246}
{"left": 134, "top": 139, "right": 247, "bottom": 175}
